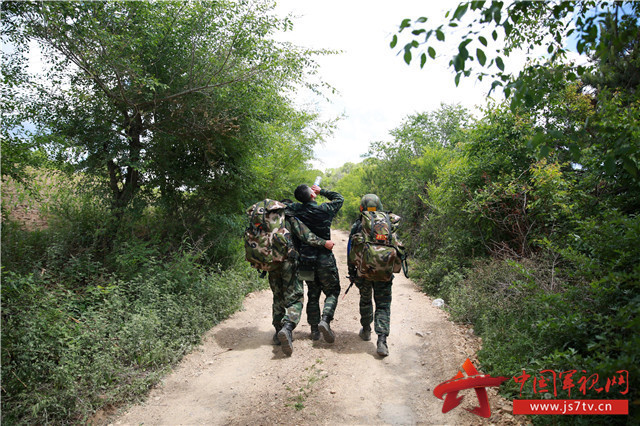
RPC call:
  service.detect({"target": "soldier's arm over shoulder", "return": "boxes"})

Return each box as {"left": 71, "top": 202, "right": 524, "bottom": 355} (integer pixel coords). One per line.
{"left": 319, "top": 189, "right": 344, "bottom": 213}
{"left": 286, "top": 202, "right": 301, "bottom": 213}
{"left": 287, "top": 216, "right": 326, "bottom": 248}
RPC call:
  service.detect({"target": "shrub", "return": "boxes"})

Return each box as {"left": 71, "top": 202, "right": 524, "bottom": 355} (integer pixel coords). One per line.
{"left": 1, "top": 256, "right": 265, "bottom": 424}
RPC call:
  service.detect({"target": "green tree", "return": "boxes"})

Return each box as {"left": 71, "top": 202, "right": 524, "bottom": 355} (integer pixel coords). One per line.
{"left": 393, "top": 1, "right": 640, "bottom": 181}
{"left": 365, "top": 104, "right": 471, "bottom": 232}
{"left": 393, "top": 1, "right": 639, "bottom": 97}
{"left": 2, "top": 0, "right": 327, "bottom": 215}
{"left": 388, "top": 103, "right": 471, "bottom": 152}
{"left": 328, "top": 160, "right": 378, "bottom": 227}
{"left": 1, "top": 2, "right": 43, "bottom": 184}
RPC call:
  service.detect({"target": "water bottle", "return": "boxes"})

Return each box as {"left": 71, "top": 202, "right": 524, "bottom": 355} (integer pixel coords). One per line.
{"left": 313, "top": 176, "right": 322, "bottom": 186}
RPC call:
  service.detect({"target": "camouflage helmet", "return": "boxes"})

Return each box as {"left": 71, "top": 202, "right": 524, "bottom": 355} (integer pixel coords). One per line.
{"left": 360, "top": 194, "right": 383, "bottom": 212}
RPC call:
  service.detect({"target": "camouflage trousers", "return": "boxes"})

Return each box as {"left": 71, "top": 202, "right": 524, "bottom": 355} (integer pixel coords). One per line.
{"left": 304, "top": 252, "right": 341, "bottom": 325}
{"left": 268, "top": 259, "right": 303, "bottom": 328}
{"left": 356, "top": 278, "right": 392, "bottom": 336}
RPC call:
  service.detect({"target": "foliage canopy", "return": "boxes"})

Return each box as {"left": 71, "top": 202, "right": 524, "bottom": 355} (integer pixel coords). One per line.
{"left": 2, "top": 0, "right": 329, "bottom": 215}
{"left": 392, "top": 1, "right": 640, "bottom": 181}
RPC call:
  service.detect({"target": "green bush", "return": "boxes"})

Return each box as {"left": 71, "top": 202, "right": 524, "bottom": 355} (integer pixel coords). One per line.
{"left": 1, "top": 174, "right": 270, "bottom": 423}
{"left": 0, "top": 220, "right": 49, "bottom": 274}
{"left": 442, "top": 251, "right": 639, "bottom": 425}
{"left": 1, "top": 255, "right": 265, "bottom": 424}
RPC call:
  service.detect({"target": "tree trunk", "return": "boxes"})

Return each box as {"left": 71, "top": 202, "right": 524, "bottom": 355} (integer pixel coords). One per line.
{"left": 107, "top": 111, "right": 143, "bottom": 215}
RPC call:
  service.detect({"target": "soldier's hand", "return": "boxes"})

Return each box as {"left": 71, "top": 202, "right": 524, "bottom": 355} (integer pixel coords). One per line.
{"left": 311, "top": 184, "right": 321, "bottom": 194}
{"left": 324, "top": 240, "right": 335, "bottom": 250}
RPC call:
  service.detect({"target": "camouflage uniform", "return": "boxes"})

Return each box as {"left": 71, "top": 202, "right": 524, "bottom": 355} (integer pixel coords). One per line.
{"left": 348, "top": 219, "right": 393, "bottom": 337}
{"left": 289, "top": 189, "right": 344, "bottom": 330}
{"left": 347, "top": 194, "right": 393, "bottom": 356}
{"left": 269, "top": 215, "right": 327, "bottom": 330}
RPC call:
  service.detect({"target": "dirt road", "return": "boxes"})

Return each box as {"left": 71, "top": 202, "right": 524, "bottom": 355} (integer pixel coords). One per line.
{"left": 109, "top": 230, "right": 519, "bottom": 425}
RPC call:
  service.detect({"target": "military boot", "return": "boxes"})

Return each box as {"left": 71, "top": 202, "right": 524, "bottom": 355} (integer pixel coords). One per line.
{"left": 273, "top": 325, "right": 282, "bottom": 345}
{"left": 376, "top": 334, "right": 389, "bottom": 357}
{"left": 359, "top": 324, "right": 371, "bottom": 341}
{"left": 318, "top": 315, "right": 335, "bottom": 343}
{"left": 277, "top": 321, "right": 295, "bottom": 356}
{"left": 310, "top": 325, "right": 321, "bottom": 341}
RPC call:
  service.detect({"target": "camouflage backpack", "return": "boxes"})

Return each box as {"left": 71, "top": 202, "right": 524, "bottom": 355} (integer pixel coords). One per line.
{"left": 348, "top": 210, "right": 406, "bottom": 281}
{"left": 244, "top": 199, "right": 292, "bottom": 272}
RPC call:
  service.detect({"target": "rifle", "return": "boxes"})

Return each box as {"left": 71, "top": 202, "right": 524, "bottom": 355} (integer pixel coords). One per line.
{"left": 342, "top": 275, "right": 356, "bottom": 300}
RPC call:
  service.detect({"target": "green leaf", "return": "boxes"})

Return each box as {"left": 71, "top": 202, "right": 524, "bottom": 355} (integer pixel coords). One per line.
{"left": 529, "top": 131, "right": 545, "bottom": 150}
{"left": 492, "top": 30, "right": 498, "bottom": 40}
{"left": 416, "top": 16, "right": 428, "bottom": 23}
{"left": 622, "top": 157, "right": 638, "bottom": 177}
{"left": 436, "top": 29, "right": 445, "bottom": 41}
{"left": 476, "top": 48, "right": 486, "bottom": 66}
{"left": 460, "top": 38, "right": 473, "bottom": 48}
{"left": 489, "top": 80, "right": 502, "bottom": 94}
{"left": 390, "top": 35, "right": 398, "bottom": 48}
{"left": 428, "top": 46, "right": 436, "bottom": 59}
{"left": 587, "top": 24, "right": 598, "bottom": 42}
{"left": 400, "top": 18, "right": 411, "bottom": 31}
{"left": 479, "top": 35, "right": 487, "bottom": 46}
{"left": 493, "top": 8, "right": 501, "bottom": 24}
{"left": 539, "top": 144, "right": 550, "bottom": 159}
{"left": 421, "top": 53, "right": 427, "bottom": 68}
{"left": 458, "top": 45, "right": 469, "bottom": 59}
{"left": 404, "top": 49, "right": 412, "bottom": 65}
{"left": 503, "top": 21, "right": 512, "bottom": 36}
{"left": 547, "top": 44, "right": 553, "bottom": 54}
{"left": 568, "top": 143, "right": 581, "bottom": 160}
{"left": 604, "top": 156, "right": 616, "bottom": 175}
{"left": 455, "top": 72, "right": 461, "bottom": 86}
{"left": 495, "top": 56, "right": 505, "bottom": 71}
{"left": 453, "top": 3, "right": 468, "bottom": 20}
{"left": 424, "top": 29, "right": 434, "bottom": 41}
{"left": 453, "top": 54, "right": 465, "bottom": 71}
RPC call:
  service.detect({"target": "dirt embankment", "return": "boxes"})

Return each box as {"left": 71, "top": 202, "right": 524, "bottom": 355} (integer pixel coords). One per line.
{"left": 105, "top": 230, "right": 523, "bottom": 425}
{"left": 2, "top": 176, "right": 50, "bottom": 230}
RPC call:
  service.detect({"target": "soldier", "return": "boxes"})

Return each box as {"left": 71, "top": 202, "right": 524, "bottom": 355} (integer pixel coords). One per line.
{"left": 271, "top": 204, "right": 335, "bottom": 356}
{"left": 347, "top": 194, "right": 396, "bottom": 357}
{"left": 288, "top": 184, "right": 344, "bottom": 343}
